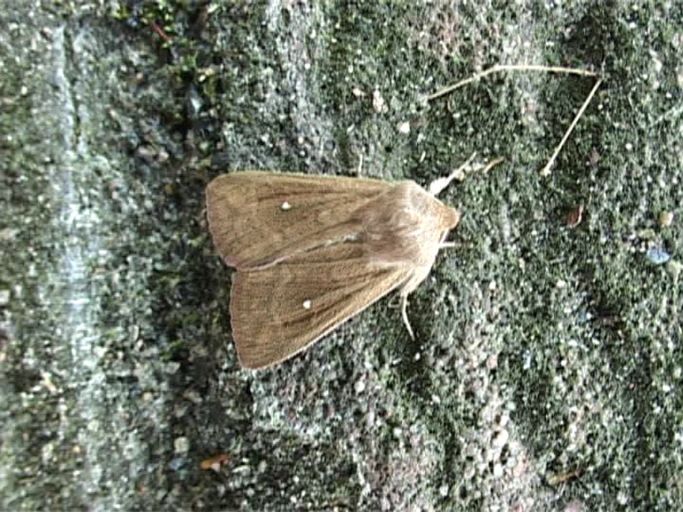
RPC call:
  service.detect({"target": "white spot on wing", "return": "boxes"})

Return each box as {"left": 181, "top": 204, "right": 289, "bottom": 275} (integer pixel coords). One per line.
{"left": 302, "top": 299, "right": 311, "bottom": 309}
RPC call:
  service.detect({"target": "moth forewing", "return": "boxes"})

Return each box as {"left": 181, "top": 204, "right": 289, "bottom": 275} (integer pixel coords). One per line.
{"left": 206, "top": 171, "right": 462, "bottom": 369}
{"left": 205, "top": 171, "right": 391, "bottom": 269}
{"left": 229, "top": 244, "right": 412, "bottom": 369}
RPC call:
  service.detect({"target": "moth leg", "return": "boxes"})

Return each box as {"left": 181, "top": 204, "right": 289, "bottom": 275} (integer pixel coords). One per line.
{"left": 400, "top": 294, "right": 415, "bottom": 340}
{"left": 439, "top": 230, "right": 461, "bottom": 250}
{"left": 398, "top": 266, "right": 433, "bottom": 339}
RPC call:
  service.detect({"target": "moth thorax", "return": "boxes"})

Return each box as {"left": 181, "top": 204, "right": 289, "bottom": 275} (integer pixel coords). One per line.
{"left": 357, "top": 183, "right": 446, "bottom": 265}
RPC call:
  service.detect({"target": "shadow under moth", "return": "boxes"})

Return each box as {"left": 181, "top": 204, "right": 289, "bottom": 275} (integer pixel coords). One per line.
{"left": 206, "top": 169, "right": 462, "bottom": 369}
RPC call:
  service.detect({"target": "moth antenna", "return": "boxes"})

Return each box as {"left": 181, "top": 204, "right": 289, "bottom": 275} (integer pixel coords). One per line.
{"left": 428, "top": 153, "right": 477, "bottom": 195}
{"left": 400, "top": 295, "right": 415, "bottom": 340}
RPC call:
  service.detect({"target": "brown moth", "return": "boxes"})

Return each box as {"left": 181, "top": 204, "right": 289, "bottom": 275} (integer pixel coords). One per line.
{"left": 206, "top": 169, "right": 462, "bottom": 369}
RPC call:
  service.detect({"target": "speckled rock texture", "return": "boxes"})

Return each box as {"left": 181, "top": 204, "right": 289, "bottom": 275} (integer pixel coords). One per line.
{"left": 1, "top": 1, "right": 681, "bottom": 510}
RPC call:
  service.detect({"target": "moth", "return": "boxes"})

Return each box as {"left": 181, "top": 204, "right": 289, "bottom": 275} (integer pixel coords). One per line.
{"left": 206, "top": 169, "right": 463, "bottom": 369}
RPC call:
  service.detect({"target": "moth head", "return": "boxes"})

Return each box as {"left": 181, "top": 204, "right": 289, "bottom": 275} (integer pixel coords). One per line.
{"left": 442, "top": 205, "right": 461, "bottom": 230}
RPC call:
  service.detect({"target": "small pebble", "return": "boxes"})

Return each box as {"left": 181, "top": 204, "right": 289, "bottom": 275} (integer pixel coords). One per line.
{"left": 565, "top": 205, "right": 584, "bottom": 228}
{"left": 665, "top": 260, "right": 682, "bottom": 280}
{"left": 200, "top": 453, "right": 230, "bottom": 472}
{"left": 397, "top": 121, "right": 410, "bottom": 134}
{"left": 646, "top": 246, "right": 671, "bottom": 265}
{"left": 617, "top": 491, "right": 629, "bottom": 505}
{"left": 0, "top": 228, "right": 18, "bottom": 241}
{"left": 372, "top": 90, "right": 386, "bottom": 113}
{"left": 658, "top": 211, "right": 674, "bottom": 227}
{"left": 486, "top": 354, "right": 498, "bottom": 370}
{"left": 638, "top": 228, "right": 656, "bottom": 240}
{"left": 492, "top": 429, "right": 509, "bottom": 449}
{"left": 174, "top": 436, "right": 190, "bottom": 454}
{"left": 168, "top": 456, "right": 185, "bottom": 471}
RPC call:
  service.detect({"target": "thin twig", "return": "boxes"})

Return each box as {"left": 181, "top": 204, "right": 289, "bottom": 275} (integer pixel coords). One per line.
{"left": 540, "top": 77, "right": 603, "bottom": 176}
{"left": 426, "top": 64, "right": 603, "bottom": 176}
{"left": 481, "top": 156, "right": 505, "bottom": 174}
{"left": 150, "top": 21, "right": 172, "bottom": 43}
{"left": 427, "top": 64, "right": 598, "bottom": 101}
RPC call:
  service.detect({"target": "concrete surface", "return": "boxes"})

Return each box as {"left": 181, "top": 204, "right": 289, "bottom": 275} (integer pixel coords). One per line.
{"left": 1, "top": 1, "right": 681, "bottom": 510}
